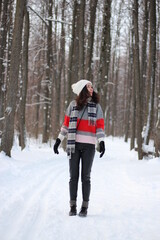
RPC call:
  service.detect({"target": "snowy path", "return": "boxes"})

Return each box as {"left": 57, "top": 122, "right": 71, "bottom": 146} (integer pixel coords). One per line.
{"left": 0, "top": 137, "right": 160, "bottom": 240}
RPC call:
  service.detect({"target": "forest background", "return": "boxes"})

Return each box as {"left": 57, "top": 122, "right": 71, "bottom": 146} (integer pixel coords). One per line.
{"left": 0, "top": 0, "right": 159, "bottom": 159}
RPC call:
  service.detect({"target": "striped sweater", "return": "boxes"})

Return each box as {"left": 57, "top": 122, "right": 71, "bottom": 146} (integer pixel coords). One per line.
{"left": 58, "top": 100, "right": 105, "bottom": 145}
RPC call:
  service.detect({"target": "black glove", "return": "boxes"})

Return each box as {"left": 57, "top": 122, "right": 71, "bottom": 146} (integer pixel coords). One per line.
{"left": 53, "top": 138, "right": 61, "bottom": 154}
{"left": 99, "top": 141, "right": 105, "bottom": 158}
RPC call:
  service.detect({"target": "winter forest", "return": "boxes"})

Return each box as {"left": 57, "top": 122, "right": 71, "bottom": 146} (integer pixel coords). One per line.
{"left": 0, "top": 0, "right": 160, "bottom": 159}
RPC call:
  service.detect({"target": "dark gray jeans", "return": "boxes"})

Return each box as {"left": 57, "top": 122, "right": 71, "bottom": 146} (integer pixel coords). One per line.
{"left": 69, "top": 142, "right": 95, "bottom": 203}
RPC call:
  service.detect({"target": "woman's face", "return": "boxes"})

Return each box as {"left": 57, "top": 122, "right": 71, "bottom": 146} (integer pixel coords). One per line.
{"left": 86, "top": 83, "right": 93, "bottom": 96}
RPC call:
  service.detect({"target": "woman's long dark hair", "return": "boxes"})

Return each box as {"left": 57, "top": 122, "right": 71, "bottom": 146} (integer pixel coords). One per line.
{"left": 76, "top": 86, "right": 99, "bottom": 110}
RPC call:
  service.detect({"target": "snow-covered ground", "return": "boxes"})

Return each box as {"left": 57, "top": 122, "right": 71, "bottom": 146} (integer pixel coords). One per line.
{"left": 0, "top": 137, "right": 160, "bottom": 240}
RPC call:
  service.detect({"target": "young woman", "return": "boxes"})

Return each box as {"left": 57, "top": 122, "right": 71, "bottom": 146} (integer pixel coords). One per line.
{"left": 54, "top": 79, "right": 105, "bottom": 217}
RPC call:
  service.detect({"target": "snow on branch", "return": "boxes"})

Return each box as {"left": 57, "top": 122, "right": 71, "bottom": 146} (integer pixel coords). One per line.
{"left": 26, "top": 101, "right": 51, "bottom": 107}
{"left": 45, "top": 17, "right": 72, "bottom": 26}
{"left": 36, "top": 92, "right": 51, "bottom": 101}
{"left": 0, "top": 116, "right": 5, "bottom": 121}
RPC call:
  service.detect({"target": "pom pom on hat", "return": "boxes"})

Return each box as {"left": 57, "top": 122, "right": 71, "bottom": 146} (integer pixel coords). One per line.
{"left": 71, "top": 79, "right": 92, "bottom": 95}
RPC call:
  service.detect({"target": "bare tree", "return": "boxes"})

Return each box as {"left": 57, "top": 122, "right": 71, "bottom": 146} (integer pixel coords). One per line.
{"left": 130, "top": 13, "right": 136, "bottom": 150}
{"left": 143, "top": 0, "right": 156, "bottom": 145}
{"left": 67, "top": 0, "right": 78, "bottom": 104}
{"left": 110, "top": 0, "right": 124, "bottom": 136}
{"left": 43, "top": 0, "right": 53, "bottom": 143}
{"left": 125, "top": 29, "right": 133, "bottom": 143}
{"left": 85, "top": 0, "right": 98, "bottom": 80}
{"left": 140, "top": 0, "right": 149, "bottom": 123}
{"left": 98, "top": 0, "right": 111, "bottom": 114}
{"left": 0, "top": 0, "right": 10, "bottom": 133}
{"left": 1, "top": 0, "right": 26, "bottom": 156}
{"left": 133, "top": 0, "right": 143, "bottom": 159}
{"left": 54, "top": 0, "right": 66, "bottom": 138}
{"left": 18, "top": 5, "right": 29, "bottom": 150}
{"left": 78, "top": 0, "right": 86, "bottom": 79}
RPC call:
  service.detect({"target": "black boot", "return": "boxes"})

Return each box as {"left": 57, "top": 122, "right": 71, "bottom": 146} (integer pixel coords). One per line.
{"left": 79, "top": 206, "right": 88, "bottom": 217}
{"left": 69, "top": 205, "right": 77, "bottom": 216}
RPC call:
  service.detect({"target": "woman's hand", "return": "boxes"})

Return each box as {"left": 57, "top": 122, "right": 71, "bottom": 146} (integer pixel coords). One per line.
{"left": 99, "top": 141, "right": 105, "bottom": 158}
{"left": 53, "top": 138, "right": 61, "bottom": 154}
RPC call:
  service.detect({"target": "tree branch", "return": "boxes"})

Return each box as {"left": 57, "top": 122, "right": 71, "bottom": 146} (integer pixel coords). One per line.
{"left": 28, "top": 6, "right": 48, "bottom": 27}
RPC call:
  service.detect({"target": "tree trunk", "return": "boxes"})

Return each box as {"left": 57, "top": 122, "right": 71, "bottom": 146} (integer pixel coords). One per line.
{"left": 110, "top": 0, "right": 123, "bottom": 136}
{"left": 67, "top": 0, "right": 78, "bottom": 104}
{"left": 43, "top": 0, "right": 53, "bottom": 143}
{"left": 35, "top": 18, "right": 45, "bottom": 139}
{"left": 130, "top": 12, "right": 136, "bottom": 150}
{"left": 124, "top": 41, "right": 133, "bottom": 142}
{"left": 6, "top": 0, "right": 13, "bottom": 86}
{"left": 72, "top": 3, "right": 80, "bottom": 85}
{"left": 0, "top": 0, "right": 10, "bottom": 133}
{"left": 144, "top": 0, "right": 156, "bottom": 145}
{"left": 130, "top": 68, "right": 136, "bottom": 150}
{"left": 54, "top": 0, "right": 66, "bottom": 138}
{"left": 155, "top": 95, "right": 160, "bottom": 157}
{"left": 78, "top": 0, "right": 85, "bottom": 79}
{"left": 98, "top": 0, "right": 111, "bottom": 114}
{"left": 140, "top": 0, "right": 149, "bottom": 124}
{"left": 133, "top": 0, "right": 143, "bottom": 159}
{"left": 0, "top": 0, "right": 2, "bottom": 18}
{"left": 1, "top": 0, "right": 26, "bottom": 156}
{"left": 85, "top": 0, "right": 98, "bottom": 80}
{"left": 111, "top": 56, "right": 119, "bottom": 136}
{"left": 35, "top": 75, "right": 42, "bottom": 139}
{"left": 18, "top": 5, "right": 29, "bottom": 150}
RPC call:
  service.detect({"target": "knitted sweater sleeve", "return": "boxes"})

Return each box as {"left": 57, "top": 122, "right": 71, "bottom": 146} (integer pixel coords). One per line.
{"left": 58, "top": 101, "right": 75, "bottom": 142}
{"left": 96, "top": 104, "right": 105, "bottom": 142}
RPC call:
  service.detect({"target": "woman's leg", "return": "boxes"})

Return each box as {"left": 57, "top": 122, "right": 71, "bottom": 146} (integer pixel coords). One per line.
{"left": 81, "top": 144, "right": 95, "bottom": 205}
{"left": 69, "top": 144, "right": 81, "bottom": 204}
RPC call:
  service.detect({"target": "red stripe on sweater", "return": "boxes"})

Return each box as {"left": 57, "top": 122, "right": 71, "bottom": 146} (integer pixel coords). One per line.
{"left": 63, "top": 116, "right": 104, "bottom": 132}
{"left": 96, "top": 119, "right": 104, "bottom": 130}
{"left": 63, "top": 115, "right": 70, "bottom": 127}
{"left": 77, "top": 119, "right": 96, "bottom": 133}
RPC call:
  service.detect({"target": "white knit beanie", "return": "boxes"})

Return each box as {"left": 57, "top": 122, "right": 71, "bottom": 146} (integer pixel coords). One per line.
{"left": 71, "top": 79, "right": 92, "bottom": 95}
